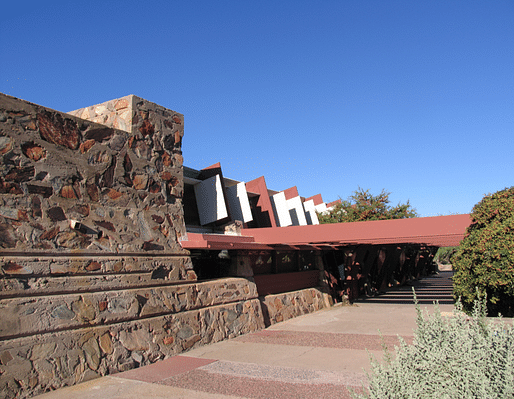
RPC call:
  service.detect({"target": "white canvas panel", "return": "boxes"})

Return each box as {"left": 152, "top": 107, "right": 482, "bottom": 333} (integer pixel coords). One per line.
{"left": 286, "top": 196, "right": 308, "bottom": 226}
{"left": 315, "top": 203, "right": 328, "bottom": 213}
{"left": 271, "top": 192, "right": 292, "bottom": 227}
{"left": 303, "top": 199, "right": 320, "bottom": 225}
{"left": 194, "top": 175, "right": 228, "bottom": 225}
{"left": 226, "top": 182, "right": 253, "bottom": 223}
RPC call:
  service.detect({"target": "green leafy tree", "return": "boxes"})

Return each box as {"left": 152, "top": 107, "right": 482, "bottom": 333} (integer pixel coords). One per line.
{"left": 318, "top": 187, "right": 417, "bottom": 224}
{"left": 433, "top": 246, "right": 459, "bottom": 265}
{"left": 452, "top": 186, "right": 514, "bottom": 316}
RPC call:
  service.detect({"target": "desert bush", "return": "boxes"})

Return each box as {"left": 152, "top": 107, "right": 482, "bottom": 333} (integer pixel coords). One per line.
{"left": 352, "top": 294, "right": 514, "bottom": 399}
{"left": 452, "top": 187, "right": 514, "bottom": 316}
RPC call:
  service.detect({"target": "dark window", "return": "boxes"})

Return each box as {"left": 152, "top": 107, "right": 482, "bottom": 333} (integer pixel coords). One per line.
{"left": 276, "top": 251, "right": 297, "bottom": 273}
{"left": 183, "top": 183, "right": 201, "bottom": 226}
{"left": 249, "top": 251, "right": 273, "bottom": 275}
{"left": 299, "top": 251, "right": 316, "bottom": 271}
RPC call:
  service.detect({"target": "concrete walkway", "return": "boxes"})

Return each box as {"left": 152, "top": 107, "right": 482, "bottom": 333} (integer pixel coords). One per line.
{"left": 35, "top": 271, "right": 455, "bottom": 399}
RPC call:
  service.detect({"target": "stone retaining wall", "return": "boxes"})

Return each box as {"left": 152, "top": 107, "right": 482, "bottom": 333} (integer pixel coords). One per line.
{"left": 260, "top": 287, "right": 332, "bottom": 326}
{"left": 0, "top": 256, "right": 193, "bottom": 299}
{"left": 0, "top": 278, "right": 264, "bottom": 398}
{"left": 0, "top": 94, "right": 189, "bottom": 255}
{"left": 1, "top": 272, "right": 260, "bottom": 340}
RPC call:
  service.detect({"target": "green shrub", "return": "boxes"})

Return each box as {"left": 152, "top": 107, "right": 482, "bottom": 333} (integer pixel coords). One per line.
{"left": 452, "top": 187, "right": 514, "bottom": 316}
{"left": 433, "top": 246, "right": 458, "bottom": 265}
{"left": 352, "top": 294, "right": 514, "bottom": 399}
{"left": 318, "top": 188, "right": 417, "bottom": 224}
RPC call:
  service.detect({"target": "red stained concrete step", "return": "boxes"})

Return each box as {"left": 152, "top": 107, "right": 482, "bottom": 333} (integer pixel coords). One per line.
{"left": 114, "top": 356, "right": 217, "bottom": 383}
{"left": 160, "top": 368, "right": 359, "bottom": 399}
{"left": 235, "top": 330, "right": 412, "bottom": 351}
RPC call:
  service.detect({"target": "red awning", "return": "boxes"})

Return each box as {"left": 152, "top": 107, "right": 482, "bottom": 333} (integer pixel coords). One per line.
{"left": 180, "top": 214, "right": 471, "bottom": 250}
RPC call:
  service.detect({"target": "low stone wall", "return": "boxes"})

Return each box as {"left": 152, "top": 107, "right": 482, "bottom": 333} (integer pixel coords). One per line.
{"left": 0, "top": 278, "right": 265, "bottom": 399}
{"left": 1, "top": 271, "right": 260, "bottom": 340}
{"left": 260, "top": 287, "right": 332, "bottom": 326}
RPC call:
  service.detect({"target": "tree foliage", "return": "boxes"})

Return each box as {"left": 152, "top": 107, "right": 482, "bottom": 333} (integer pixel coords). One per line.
{"left": 318, "top": 188, "right": 417, "bottom": 224}
{"left": 452, "top": 187, "right": 514, "bottom": 316}
{"left": 433, "top": 246, "right": 459, "bottom": 265}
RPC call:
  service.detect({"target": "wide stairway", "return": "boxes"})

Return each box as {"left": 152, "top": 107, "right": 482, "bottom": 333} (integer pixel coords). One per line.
{"left": 356, "top": 270, "right": 455, "bottom": 305}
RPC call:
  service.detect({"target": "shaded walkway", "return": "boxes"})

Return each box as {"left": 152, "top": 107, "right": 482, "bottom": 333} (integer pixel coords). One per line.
{"left": 355, "top": 270, "right": 454, "bottom": 305}
{"left": 35, "top": 272, "right": 455, "bottom": 399}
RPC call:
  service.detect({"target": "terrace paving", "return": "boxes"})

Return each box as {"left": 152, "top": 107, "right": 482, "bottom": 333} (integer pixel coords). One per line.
{"left": 35, "top": 270, "right": 454, "bottom": 399}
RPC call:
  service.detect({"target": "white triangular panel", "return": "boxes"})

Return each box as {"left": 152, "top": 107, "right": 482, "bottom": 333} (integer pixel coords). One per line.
{"left": 270, "top": 192, "right": 292, "bottom": 227}
{"left": 194, "top": 175, "right": 228, "bottom": 225}
{"left": 226, "top": 182, "right": 253, "bottom": 223}
{"left": 286, "top": 196, "right": 308, "bottom": 226}
{"left": 303, "top": 199, "right": 320, "bottom": 225}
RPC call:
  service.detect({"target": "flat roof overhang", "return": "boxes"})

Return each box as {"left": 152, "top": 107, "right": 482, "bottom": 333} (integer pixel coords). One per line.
{"left": 180, "top": 214, "right": 471, "bottom": 251}
{"left": 181, "top": 233, "right": 275, "bottom": 250}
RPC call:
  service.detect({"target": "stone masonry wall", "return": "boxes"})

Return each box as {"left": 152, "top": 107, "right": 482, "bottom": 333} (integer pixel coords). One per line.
{"left": 1, "top": 93, "right": 188, "bottom": 255}
{"left": 0, "top": 94, "right": 265, "bottom": 398}
{"left": 0, "top": 278, "right": 264, "bottom": 398}
{"left": 261, "top": 288, "right": 331, "bottom": 326}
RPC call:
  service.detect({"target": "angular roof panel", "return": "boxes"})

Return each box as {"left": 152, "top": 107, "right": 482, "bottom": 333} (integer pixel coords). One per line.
{"left": 242, "top": 214, "right": 471, "bottom": 247}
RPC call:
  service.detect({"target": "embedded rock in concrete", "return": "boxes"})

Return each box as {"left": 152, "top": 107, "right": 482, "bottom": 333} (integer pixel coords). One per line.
{"left": 21, "top": 141, "right": 46, "bottom": 161}
{"left": 0, "top": 93, "right": 189, "bottom": 255}
{"left": 0, "top": 94, "right": 196, "bottom": 399}
{"left": 261, "top": 288, "right": 331, "bottom": 326}
{"left": 119, "top": 329, "right": 151, "bottom": 352}
{"left": 37, "top": 111, "right": 81, "bottom": 150}
{"left": 0, "top": 293, "right": 265, "bottom": 399}
{"left": 98, "top": 333, "right": 113, "bottom": 355}
{"left": 82, "top": 337, "right": 101, "bottom": 371}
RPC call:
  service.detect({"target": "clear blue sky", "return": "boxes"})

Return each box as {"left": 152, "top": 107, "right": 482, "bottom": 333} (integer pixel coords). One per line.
{"left": 1, "top": 1, "right": 513, "bottom": 217}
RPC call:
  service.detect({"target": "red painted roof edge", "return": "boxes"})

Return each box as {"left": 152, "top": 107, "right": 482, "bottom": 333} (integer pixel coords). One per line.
{"left": 245, "top": 176, "right": 265, "bottom": 192}
{"left": 283, "top": 186, "right": 299, "bottom": 200}
{"left": 202, "top": 162, "right": 221, "bottom": 170}
{"left": 245, "top": 176, "right": 277, "bottom": 228}
{"left": 241, "top": 214, "right": 472, "bottom": 248}
{"left": 305, "top": 194, "right": 323, "bottom": 205}
{"left": 180, "top": 232, "right": 274, "bottom": 250}
{"left": 181, "top": 214, "right": 471, "bottom": 250}
{"left": 327, "top": 199, "right": 342, "bottom": 207}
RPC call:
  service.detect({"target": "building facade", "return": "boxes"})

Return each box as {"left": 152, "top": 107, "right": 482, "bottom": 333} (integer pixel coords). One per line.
{"left": 0, "top": 93, "right": 470, "bottom": 398}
